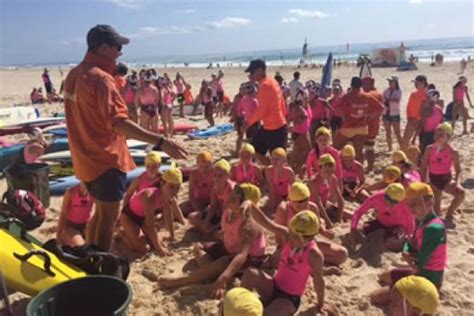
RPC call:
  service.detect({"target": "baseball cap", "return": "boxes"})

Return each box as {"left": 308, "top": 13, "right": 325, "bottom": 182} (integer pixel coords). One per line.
{"left": 351, "top": 77, "right": 362, "bottom": 89}
{"left": 245, "top": 59, "right": 266, "bottom": 73}
{"left": 87, "top": 24, "right": 130, "bottom": 50}
{"left": 412, "top": 75, "right": 427, "bottom": 84}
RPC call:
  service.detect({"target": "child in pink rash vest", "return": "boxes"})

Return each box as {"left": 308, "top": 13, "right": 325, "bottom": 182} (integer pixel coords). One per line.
{"left": 56, "top": 183, "right": 94, "bottom": 247}
{"left": 350, "top": 184, "right": 415, "bottom": 252}
{"left": 289, "top": 87, "right": 312, "bottom": 177}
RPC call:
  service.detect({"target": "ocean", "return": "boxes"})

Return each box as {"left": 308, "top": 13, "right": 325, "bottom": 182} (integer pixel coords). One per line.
{"left": 2, "top": 36, "right": 473, "bottom": 69}
{"left": 126, "top": 36, "right": 474, "bottom": 69}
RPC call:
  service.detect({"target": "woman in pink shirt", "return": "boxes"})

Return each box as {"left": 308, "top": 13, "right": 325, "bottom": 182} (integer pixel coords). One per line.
{"left": 289, "top": 87, "right": 312, "bottom": 176}
{"left": 174, "top": 72, "right": 186, "bottom": 118}
{"left": 350, "top": 183, "right": 415, "bottom": 252}
{"left": 135, "top": 76, "right": 159, "bottom": 133}
{"left": 419, "top": 89, "right": 443, "bottom": 153}
{"left": 159, "top": 78, "right": 176, "bottom": 138}
{"left": 451, "top": 76, "right": 473, "bottom": 134}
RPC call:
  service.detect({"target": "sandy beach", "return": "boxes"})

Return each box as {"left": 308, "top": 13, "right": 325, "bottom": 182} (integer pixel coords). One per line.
{"left": 1, "top": 62, "right": 474, "bottom": 316}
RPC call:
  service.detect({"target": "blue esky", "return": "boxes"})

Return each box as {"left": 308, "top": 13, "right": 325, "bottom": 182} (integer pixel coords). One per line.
{"left": 0, "top": 0, "right": 472, "bottom": 65}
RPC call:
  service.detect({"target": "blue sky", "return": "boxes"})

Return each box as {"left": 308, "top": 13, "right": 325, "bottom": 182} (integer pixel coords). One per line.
{"left": 0, "top": 0, "right": 472, "bottom": 65}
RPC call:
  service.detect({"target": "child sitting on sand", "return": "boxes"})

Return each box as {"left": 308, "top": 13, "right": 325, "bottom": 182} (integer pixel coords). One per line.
{"left": 56, "top": 183, "right": 94, "bottom": 247}
{"left": 340, "top": 144, "right": 368, "bottom": 202}
{"left": 306, "top": 127, "right": 343, "bottom": 182}
{"left": 289, "top": 87, "right": 312, "bottom": 177}
{"left": 421, "top": 122, "right": 465, "bottom": 229}
{"left": 392, "top": 150, "right": 422, "bottom": 187}
{"left": 123, "top": 151, "right": 162, "bottom": 206}
{"left": 184, "top": 151, "right": 214, "bottom": 215}
{"left": 365, "top": 165, "right": 402, "bottom": 193}
{"left": 274, "top": 182, "right": 348, "bottom": 266}
{"left": 119, "top": 168, "right": 186, "bottom": 255}
{"left": 406, "top": 145, "right": 422, "bottom": 168}
{"left": 158, "top": 184, "right": 266, "bottom": 299}
{"left": 308, "top": 154, "right": 346, "bottom": 225}
{"left": 370, "top": 182, "right": 447, "bottom": 306}
{"left": 264, "top": 148, "right": 295, "bottom": 214}
{"left": 188, "top": 159, "right": 235, "bottom": 236}
{"left": 242, "top": 210, "right": 332, "bottom": 315}
{"left": 350, "top": 183, "right": 415, "bottom": 252}
{"left": 230, "top": 143, "right": 263, "bottom": 186}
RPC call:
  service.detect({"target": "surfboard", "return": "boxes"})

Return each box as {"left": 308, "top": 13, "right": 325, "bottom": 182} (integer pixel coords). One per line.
{"left": 187, "top": 123, "right": 234, "bottom": 139}
{"left": 0, "top": 118, "right": 65, "bottom": 136}
{"left": 49, "top": 165, "right": 174, "bottom": 195}
{"left": 0, "top": 106, "right": 37, "bottom": 128}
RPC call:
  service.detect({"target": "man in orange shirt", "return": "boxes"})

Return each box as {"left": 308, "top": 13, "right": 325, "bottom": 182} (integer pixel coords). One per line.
{"left": 335, "top": 77, "right": 384, "bottom": 163}
{"left": 402, "top": 75, "right": 428, "bottom": 149}
{"left": 245, "top": 59, "right": 288, "bottom": 164}
{"left": 362, "top": 76, "right": 384, "bottom": 172}
{"left": 64, "top": 25, "right": 187, "bottom": 251}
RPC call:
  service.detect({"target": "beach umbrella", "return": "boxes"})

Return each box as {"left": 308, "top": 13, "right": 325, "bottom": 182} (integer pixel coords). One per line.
{"left": 359, "top": 59, "right": 372, "bottom": 78}
{"left": 320, "top": 52, "right": 333, "bottom": 89}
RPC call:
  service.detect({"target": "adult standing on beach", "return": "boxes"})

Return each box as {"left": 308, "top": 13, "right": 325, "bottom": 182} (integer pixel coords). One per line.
{"left": 288, "top": 71, "right": 304, "bottom": 103}
{"left": 402, "top": 75, "right": 428, "bottom": 149}
{"left": 245, "top": 59, "right": 288, "bottom": 165}
{"left": 42, "top": 68, "right": 53, "bottom": 103}
{"left": 334, "top": 77, "right": 383, "bottom": 164}
{"left": 64, "top": 24, "right": 187, "bottom": 251}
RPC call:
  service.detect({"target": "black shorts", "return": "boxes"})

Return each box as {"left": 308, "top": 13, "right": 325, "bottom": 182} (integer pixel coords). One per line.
{"left": 177, "top": 93, "right": 185, "bottom": 104}
{"left": 420, "top": 131, "right": 435, "bottom": 153}
{"left": 383, "top": 115, "right": 401, "bottom": 122}
{"left": 65, "top": 220, "right": 87, "bottom": 235}
{"left": 204, "top": 102, "right": 214, "bottom": 118}
{"left": 200, "top": 210, "right": 221, "bottom": 226}
{"left": 252, "top": 125, "right": 288, "bottom": 156}
{"left": 235, "top": 117, "right": 245, "bottom": 135}
{"left": 246, "top": 122, "right": 260, "bottom": 140}
{"left": 217, "top": 91, "right": 224, "bottom": 102}
{"left": 330, "top": 117, "right": 342, "bottom": 132}
{"left": 212, "top": 96, "right": 219, "bottom": 103}
{"left": 271, "top": 285, "right": 301, "bottom": 310}
{"left": 122, "top": 204, "right": 145, "bottom": 227}
{"left": 429, "top": 173, "right": 452, "bottom": 191}
{"left": 45, "top": 82, "right": 53, "bottom": 94}
{"left": 85, "top": 169, "right": 126, "bottom": 202}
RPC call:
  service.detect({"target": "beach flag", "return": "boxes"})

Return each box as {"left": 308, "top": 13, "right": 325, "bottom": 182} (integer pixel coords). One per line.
{"left": 359, "top": 60, "right": 372, "bottom": 78}
{"left": 320, "top": 52, "right": 333, "bottom": 88}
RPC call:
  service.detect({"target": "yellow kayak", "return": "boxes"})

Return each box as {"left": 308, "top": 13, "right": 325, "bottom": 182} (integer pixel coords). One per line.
{"left": 0, "top": 219, "right": 87, "bottom": 296}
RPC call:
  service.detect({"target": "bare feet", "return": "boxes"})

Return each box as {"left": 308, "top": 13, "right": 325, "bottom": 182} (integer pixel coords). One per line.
{"left": 323, "top": 266, "right": 342, "bottom": 276}
{"left": 444, "top": 215, "right": 456, "bottom": 229}
{"left": 157, "top": 276, "right": 181, "bottom": 289}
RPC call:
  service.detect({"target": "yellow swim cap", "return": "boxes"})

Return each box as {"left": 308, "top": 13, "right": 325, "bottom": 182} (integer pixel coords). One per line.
{"left": 315, "top": 126, "right": 331, "bottom": 137}
{"left": 289, "top": 182, "right": 310, "bottom": 202}
{"left": 341, "top": 144, "right": 356, "bottom": 158}
{"left": 214, "top": 159, "right": 231, "bottom": 173}
{"left": 405, "top": 182, "right": 434, "bottom": 200}
{"left": 240, "top": 143, "right": 256, "bottom": 155}
{"left": 145, "top": 151, "right": 162, "bottom": 165}
{"left": 392, "top": 150, "right": 408, "bottom": 163}
{"left": 223, "top": 287, "right": 263, "bottom": 316}
{"left": 271, "top": 147, "right": 287, "bottom": 158}
{"left": 319, "top": 153, "right": 335, "bottom": 166}
{"left": 395, "top": 276, "right": 439, "bottom": 315}
{"left": 289, "top": 210, "right": 320, "bottom": 236}
{"left": 385, "top": 183, "right": 406, "bottom": 202}
{"left": 197, "top": 150, "right": 213, "bottom": 163}
{"left": 437, "top": 122, "right": 453, "bottom": 136}
{"left": 240, "top": 183, "right": 261, "bottom": 204}
{"left": 162, "top": 168, "right": 183, "bottom": 185}
{"left": 383, "top": 165, "right": 401, "bottom": 184}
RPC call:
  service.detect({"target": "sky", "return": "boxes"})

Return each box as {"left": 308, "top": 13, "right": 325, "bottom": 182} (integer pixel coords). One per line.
{"left": 0, "top": 0, "right": 473, "bottom": 65}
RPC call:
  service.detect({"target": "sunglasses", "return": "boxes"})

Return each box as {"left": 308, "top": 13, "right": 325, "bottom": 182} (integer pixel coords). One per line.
{"left": 107, "top": 42, "right": 122, "bottom": 52}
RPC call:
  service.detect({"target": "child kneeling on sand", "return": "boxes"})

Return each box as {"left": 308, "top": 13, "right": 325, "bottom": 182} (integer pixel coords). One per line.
{"left": 370, "top": 182, "right": 447, "bottom": 306}
{"left": 158, "top": 184, "right": 266, "bottom": 299}
{"left": 119, "top": 168, "right": 186, "bottom": 256}
{"left": 243, "top": 209, "right": 333, "bottom": 315}
{"left": 56, "top": 183, "right": 94, "bottom": 247}
{"left": 350, "top": 183, "right": 415, "bottom": 252}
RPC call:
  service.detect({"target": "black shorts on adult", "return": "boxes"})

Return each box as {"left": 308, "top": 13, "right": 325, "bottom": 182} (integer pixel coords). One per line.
{"left": 246, "top": 122, "right": 260, "bottom": 139}
{"left": 44, "top": 82, "right": 52, "bottom": 94}
{"left": 252, "top": 125, "right": 288, "bottom": 156}
{"left": 217, "top": 91, "right": 224, "bottom": 102}
{"left": 85, "top": 168, "right": 126, "bottom": 202}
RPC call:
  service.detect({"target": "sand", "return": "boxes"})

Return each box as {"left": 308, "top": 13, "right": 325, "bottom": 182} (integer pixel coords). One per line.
{"left": 1, "top": 62, "right": 474, "bottom": 315}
